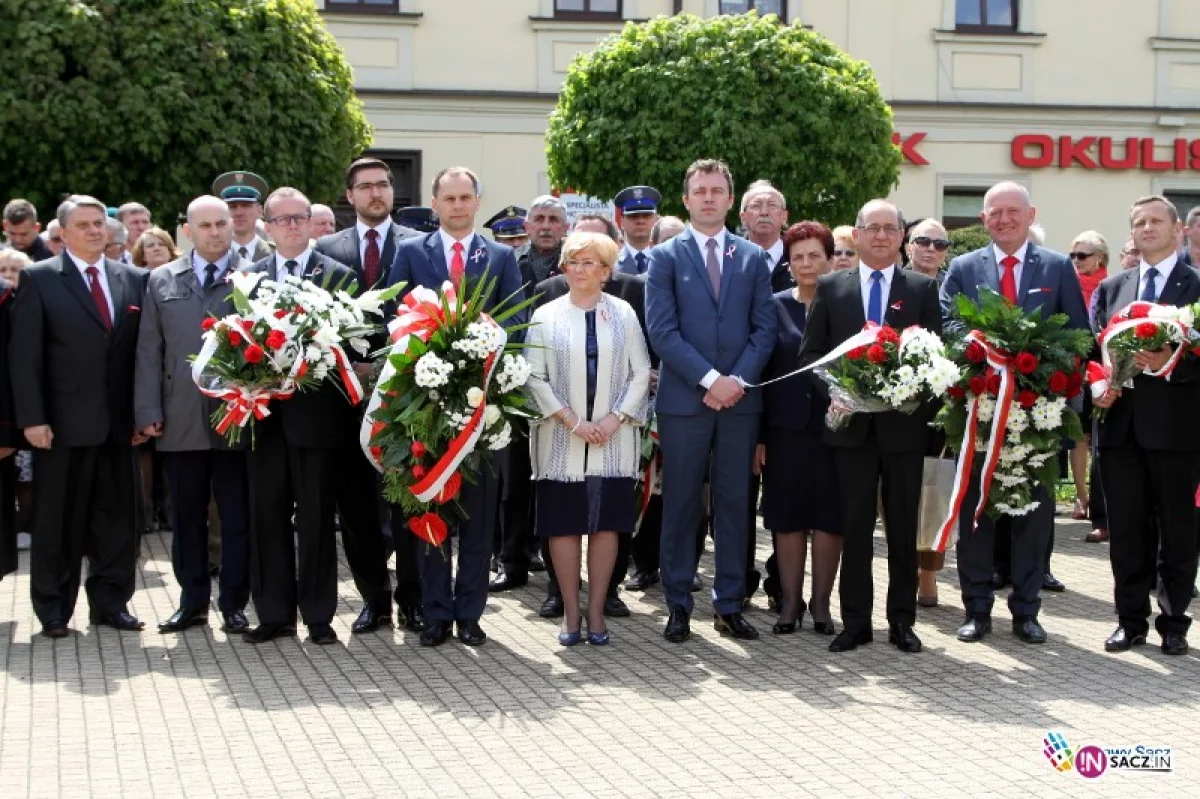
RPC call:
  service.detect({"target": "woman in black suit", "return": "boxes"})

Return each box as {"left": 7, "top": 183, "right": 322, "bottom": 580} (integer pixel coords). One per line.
{"left": 753, "top": 222, "right": 843, "bottom": 635}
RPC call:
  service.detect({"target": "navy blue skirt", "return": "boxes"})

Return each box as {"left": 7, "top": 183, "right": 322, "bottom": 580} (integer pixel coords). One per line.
{"left": 535, "top": 476, "right": 637, "bottom": 537}
{"left": 760, "top": 426, "right": 843, "bottom": 535}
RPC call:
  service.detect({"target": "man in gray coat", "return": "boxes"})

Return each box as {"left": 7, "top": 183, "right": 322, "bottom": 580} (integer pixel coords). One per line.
{"left": 135, "top": 195, "right": 253, "bottom": 634}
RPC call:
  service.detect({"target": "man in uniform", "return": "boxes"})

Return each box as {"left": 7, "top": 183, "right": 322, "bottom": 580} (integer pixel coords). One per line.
{"left": 613, "top": 186, "right": 660, "bottom": 275}
{"left": 212, "top": 171, "right": 273, "bottom": 262}
{"left": 485, "top": 206, "right": 529, "bottom": 250}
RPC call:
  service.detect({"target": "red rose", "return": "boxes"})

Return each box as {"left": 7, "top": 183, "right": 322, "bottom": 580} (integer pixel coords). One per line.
{"left": 946, "top": 385, "right": 966, "bottom": 400}
{"left": 1135, "top": 322, "right": 1159, "bottom": 340}
{"left": 1014, "top": 352, "right": 1039, "bottom": 374}
{"left": 435, "top": 471, "right": 462, "bottom": 504}
{"left": 968, "top": 375, "right": 987, "bottom": 395}
{"left": 964, "top": 342, "right": 986, "bottom": 363}
{"left": 266, "top": 330, "right": 287, "bottom": 350}
{"left": 201, "top": 317, "right": 216, "bottom": 331}
{"left": 1047, "top": 371, "right": 1069, "bottom": 394}
{"left": 243, "top": 344, "right": 264, "bottom": 364}
{"left": 227, "top": 329, "right": 243, "bottom": 346}
{"left": 1067, "top": 383, "right": 1082, "bottom": 399}
{"left": 1129, "top": 304, "right": 1150, "bottom": 319}
{"left": 847, "top": 346, "right": 867, "bottom": 360}
{"left": 1017, "top": 390, "right": 1037, "bottom": 409}
{"left": 407, "top": 512, "right": 448, "bottom": 547}
{"left": 410, "top": 441, "right": 427, "bottom": 459}
{"left": 986, "top": 373, "right": 1001, "bottom": 395}
{"left": 866, "top": 344, "right": 888, "bottom": 365}
{"left": 274, "top": 309, "right": 288, "bottom": 319}
{"left": 411, "top": 464, "right": 427, "bottom": 480}
{"left": 1067, "top": 371, "right": 1084, "bottom": 390}
{"left": 877, "top": 326, "right": 900, "bottom": 345}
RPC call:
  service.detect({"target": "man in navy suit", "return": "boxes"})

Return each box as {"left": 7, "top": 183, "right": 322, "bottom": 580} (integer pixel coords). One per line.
{"left": 645, "top": 159, "right": 776, "bottom": 643}
{"left": 941, "top": 181, "right": 1091, "bottom": 646}
{"left": 387, "top": 166, "right": 526, "bottom": 647}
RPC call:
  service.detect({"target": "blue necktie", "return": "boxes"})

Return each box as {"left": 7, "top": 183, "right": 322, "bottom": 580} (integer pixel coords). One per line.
{"left": 635, "top": 251, "right": 647, "bottom": 274}
{"left": 1140, "top": 267, "right": 1159, "bottom": 302}
{"left": 867, "top": 270, "right": 883, "bottom": 324}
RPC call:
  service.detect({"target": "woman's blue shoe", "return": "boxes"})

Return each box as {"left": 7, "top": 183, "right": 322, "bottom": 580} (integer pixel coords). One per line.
{"left": 558, "top": 629, "right": 582, "bottom": 646}
{"left": 587, "top": 630, "right": 610, "bottom": 646}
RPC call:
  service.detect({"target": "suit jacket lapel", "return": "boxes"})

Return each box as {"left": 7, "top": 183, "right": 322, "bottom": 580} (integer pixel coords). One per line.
{"left": 844, "top": 267, "right": 867, "bottom": 329}
{"left": 105, "top": 259, "right": 130, "bottom": 329}
{"left": 718, "top": 237, "right": 738, "bottom": 308}
{"left": 171, "top": 256, "right": 201, "bottom": 299}
{"left": 59, "top": 254, "right": 108, "bottom": 330}
{"left": 379, "top": 224, "right": 398, "bottom": 274}
{"left": 883, "top": 268, "right": 909, "bottom": 326}
{"left": 345, "top": 228, "right": 363, "bottom": 270}
{"left": 1018, "top": 247, "right": 1042, "bottom": 307}
{"left": 678, "top": 231, "right": 716, "bottom": 305}
{"left": 1157, "top": 265, "right": 1194, "bottom": 306}
{"left": 978, "top": 247, "right": 1001, "bottom": 295}
{"left": 1113, "top": 268, "right": 1139, "bottom": 313}
{"left": 465, "top": 234, "right": 490, "bottom": 282}
{"left": 424, "top": 231, "right": 449, "bottom": 281}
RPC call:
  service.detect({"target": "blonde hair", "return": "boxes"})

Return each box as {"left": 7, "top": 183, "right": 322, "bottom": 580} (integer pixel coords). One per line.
{"left": 559, "top": 231, "right": 619, "bottom": 275}
{"left": 1071, "top": 230, "right": 1110, "bottom": 267}
{"left": 0, "top": 248, "right": 32, "bottom": 282}
{"left": 832, "top": 224, "right": 856, "bottom": 244}
{"left": 131, "top": 227, "right": 181, "bottom": 267}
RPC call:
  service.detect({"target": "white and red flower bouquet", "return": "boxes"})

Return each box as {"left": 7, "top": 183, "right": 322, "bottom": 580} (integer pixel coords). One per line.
{"left": 360, "top": 278, "right": 534, "bottom": 550}
{"left": 191, "top": 271, "right": 399, "bottom": 444}
{"left": 1086, "top": 300, "right": 1196, "bottom": 420}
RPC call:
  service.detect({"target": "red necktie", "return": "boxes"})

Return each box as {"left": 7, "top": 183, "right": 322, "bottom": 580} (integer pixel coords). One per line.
{"left": 450, "top": 242, "right": 465, "bottom": 289}
{"left": 363, "top": 229, "right": 381, "bottom": 287}
{"left": 999, "top": 255, "right": 1019, "bottom": 304}
{"left": 85, "top": 266, "right": 112, "bottom": 331}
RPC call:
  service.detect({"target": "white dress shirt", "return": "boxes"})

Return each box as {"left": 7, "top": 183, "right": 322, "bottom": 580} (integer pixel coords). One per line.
{"left": 1138, "top": 252, "right": 1178, "bottom": 301}
{"left": 438, "top": 228, "right": 475, "bottom": 273}
{"left": 192, "top": 250, "right": 233, "bottom": 287}
{"left": 67, "top": 249, "right": 114, "bottom": 320}
{"left": 859, "top": 264, "right": 896, "bottom": 322}
{"left": 689, "top": 225, "right": 730, "bottom": 390}
{"left": 992, "top": 241, "right": 1029, "bottom": 292}
{"left": 274, "top": 248, "right": 313, "bottom": 279}
{"left": 766, "top": 238, "right": 784, "bottom": 267}
{"left": 356, "top": 220, "right": 392, "bottom": 266}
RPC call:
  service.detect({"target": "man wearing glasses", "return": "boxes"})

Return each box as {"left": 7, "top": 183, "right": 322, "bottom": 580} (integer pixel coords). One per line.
{"left": 738, "top": 180, "right": 793, "bottom": 293}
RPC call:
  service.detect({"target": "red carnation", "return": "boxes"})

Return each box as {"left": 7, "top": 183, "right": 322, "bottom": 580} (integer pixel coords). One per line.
{"left": 986, "top": 373, "right": 1001, "bottom": 395}
{"left": 1017, "top": 390, "right": 1037, "bottom": 409}
{"left": 411, "top": 464, "right": 427, "bottom": 480}
{"left": 1047, "top": 371, "right": 1069, "bottom": 394}
{"left": 244, "top": 344, "right": 264, "bottom": 364}
{"left": 435, "top": 472, "right": 462, "bottom": 504}
{"left": 201, "top": 317, "right": 217, "bottom": 331}
{"left": 227, "top": 329, "right": 243, "bottom": 347}
{"left": 410, "top": 441, "right": 427, "bottom": 459}
{"left": 847, "top": 346, "right": 868, "bottom": 360}
{"left": 407, "top": 512, "right": 448, "bottom": 547}
{"left": 866, "top": 344, "right": 888, "bottom": 365}
{"left": 1135, "top": 322, "right": 1159, "bottom": 340}
{"left": 1129, "top": 304, "right": 1150, "bottom": 319}
{"left": 964, "top": 342, "right": 986, "bottom": 363}
{"left": 877, "top": 326, "right": 900, "bottom": 345}
{"left": 968, "top": 375, "right": 987, "bottom": 395}
{"left": 274, "top": 309, "right": 288, "bottom": 319}
{"left": 947, "top": 385, "right": 966, "bottom": 400}
{"left": 266, "top": 330, "right": 287, "bottom": 350}
{"left": 1014, "top": 352, "right": 1039, "bottom": 374}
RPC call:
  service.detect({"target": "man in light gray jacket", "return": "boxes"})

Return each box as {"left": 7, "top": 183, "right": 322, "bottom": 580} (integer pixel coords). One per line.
{"left": 135, "top": 195, "right": 253, "bottom": 634}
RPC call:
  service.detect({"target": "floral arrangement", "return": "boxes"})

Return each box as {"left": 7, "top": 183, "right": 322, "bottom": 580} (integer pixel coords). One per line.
{"left": 361, "top": 278, "right": 534, "bottom": 548}
{"left": 191, "top": 271, "right": 399, "bottom": 444}
{"left": 935, "top": 290, "right": 1093, "bottom": 546}
{"left": 1086, "top": 300, "right": 1196, "bottom": 420}
{"left": 816, "top": 323, "right": 960, "bottom": 430}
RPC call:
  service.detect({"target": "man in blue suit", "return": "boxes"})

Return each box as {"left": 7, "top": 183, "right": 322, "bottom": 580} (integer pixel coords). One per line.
{"left": 645, "top": 159, "right": 776, "bottom": 643}
{"left": 940, "top": 181, "right": 1091, "bottom": 646}
{"left": 387, "top": 166, "right": 525, "bottom": 647}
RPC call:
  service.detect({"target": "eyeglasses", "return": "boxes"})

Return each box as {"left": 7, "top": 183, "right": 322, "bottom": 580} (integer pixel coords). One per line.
{"left": 1068, "top": 251, "right": 1095, "bottom": 261}
{"left": 744, "top": 201, "right": 784, "bottom": 212}
{"left": 564, "top": 259, "right": 603, "bottom": 271}
{"left": 833, "top": 249, "right": 857, "bottom": 258}
{"left": 856, "top": 224, "right": 901, "bottom": 237}
{"left": 267, "top": 213, "right": 312, "bottom": 227}
{"left": 911, "top": 236, "right": 950, "bottom": 251}
{"left": 352, "top": 181, "right": 392, "bottom": 193}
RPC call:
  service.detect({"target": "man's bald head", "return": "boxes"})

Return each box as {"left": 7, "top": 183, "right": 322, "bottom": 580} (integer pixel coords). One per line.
{"left": 187, "top": 195, "right": 231, "bottom": 225}
{"left": 184, "top": 195, "right": 234, "bottom": 263}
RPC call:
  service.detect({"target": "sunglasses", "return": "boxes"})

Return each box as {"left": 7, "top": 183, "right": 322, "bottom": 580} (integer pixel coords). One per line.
{"left": 1068, "top": 251, "right": 1095, "bottom": 260}
{"left": 833, "top": 249, "right": 856, "bottom": 258}
{"left": 911, "top": 236, "right": 950, "bottom": 251}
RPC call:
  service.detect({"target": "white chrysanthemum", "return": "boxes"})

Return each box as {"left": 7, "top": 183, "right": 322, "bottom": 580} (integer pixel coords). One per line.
{"left": 484, "top": 404, "right": 502, "bottom": 426}
{"left": 486, "top": 420, "right": 512, "bottom": 450}
{"left": 977, "top": 395, "right": 996, "bottom": 424}
{"left": 414, "top": 352, "right": 453, "bottom": 388}
{"left": 495, "top": 353, "right": 531, "bottom": 393}
{"left": 1030, "top": 396, "right": 1066, "bottom": 431}
{"left": 1006, "top": 406, "right": 1029, "bottom": 435}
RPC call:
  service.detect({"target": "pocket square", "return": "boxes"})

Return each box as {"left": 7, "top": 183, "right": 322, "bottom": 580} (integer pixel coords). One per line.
{"left": 889, "top": 300, "right": 904, "bottom": 311}
{"left": 1027, "top": 287, "right": 1053, "bottom": 295}
{"left": 126, "top": 304, "right": 140, "bottom": 313}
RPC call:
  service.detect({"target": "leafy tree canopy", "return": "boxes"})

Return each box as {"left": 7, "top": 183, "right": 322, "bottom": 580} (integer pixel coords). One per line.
{"left": 948, "top": 224, "right": 993, "bottom": 259}
{"left": 546, "top": 12, "right": 900, "bottom": 227}
{"left": 0, "top": 0, "right": 371, "bottom": 224}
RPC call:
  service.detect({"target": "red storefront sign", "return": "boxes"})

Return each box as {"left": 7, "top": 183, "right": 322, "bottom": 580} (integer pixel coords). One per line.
{"left": 892, "top": 132, "right": 929, "bottom": 166}
{"left": 1011, "top": 134, "right": 1200, "bottom": 171}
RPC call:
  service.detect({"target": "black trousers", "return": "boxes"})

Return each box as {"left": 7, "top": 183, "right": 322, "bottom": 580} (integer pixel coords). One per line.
{"left": 332, "top": 444, "right": 389, "bottom": 612}
{"left": 497, "top": 433, "right": 536, "bottom": 575}
{"left": 30, "top": 441, "right": 138, "bottom": 625}
{"left": 629, "top": 494, "right": 663, "bottom": 575}
{"left": 385, "top": 503, "right": 423, "bottom": 607}
{"left": 832, "top": 442, "right": 921, "bottom": 632}
{"left": 1100, "top": 444, "right": 1198, "bottom": 636}
{"left": 163, "top": 450, "right": 250, "bottom": 614}
{"left": 420, "top": 469, "right": 499, "bottom": 623}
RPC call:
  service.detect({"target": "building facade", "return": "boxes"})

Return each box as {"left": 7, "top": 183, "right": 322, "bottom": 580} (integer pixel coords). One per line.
{"left": 319, "top": 0, "right": 1200, "bottom": 255}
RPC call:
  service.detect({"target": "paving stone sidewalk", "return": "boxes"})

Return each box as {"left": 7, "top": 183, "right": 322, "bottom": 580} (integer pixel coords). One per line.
{"left": 1, "top": 514, "right": 1197, "bottom": 797}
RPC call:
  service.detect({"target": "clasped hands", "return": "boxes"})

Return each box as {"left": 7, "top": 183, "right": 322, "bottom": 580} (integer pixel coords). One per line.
{"left": 703, "top": 375, "right": 744, "bottom": 411}
{"left": 557, "top": 408, "right": 622, "bottom": 446}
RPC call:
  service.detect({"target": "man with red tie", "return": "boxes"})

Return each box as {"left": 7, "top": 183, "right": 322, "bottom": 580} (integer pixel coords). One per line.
{"left": 940, "top": 181, "right": 1091, "bottom": 646}
{"left": 9, "top": 195, "right": 150, "bottom": 637}
{"left": 386, "top": 167, "right": 525, "bottom": 647}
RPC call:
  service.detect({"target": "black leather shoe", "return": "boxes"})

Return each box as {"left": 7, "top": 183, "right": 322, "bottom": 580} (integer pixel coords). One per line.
{"left": 308, "top": 623, "right": 338, "bottom": 645}
{"left": 158, "top": 607, "right": 208, "bottom": 633}
{"left": 624, "top": 570, "right": 659, "bottom": 591}
{"left": 888, "top": 624, "right": 923, "bottom": 653}
{"left": 222, "top": 610, "right": 250, "bottom": 634}
{"left": 350, "top": 605, "right": 391, "bottom": 634}
{"left": 488, "top": 569, "right": 529, "bottom": 592}
{"left": 691, "top": 574, "right": 704, "bottom": 592}
{"left": 1161, "top": 632, "right": 1189, "bottom": 656}
{"left": 243, "top": 623, "right": 295, "bottom": 644}
{"left": 529, "top": 554, "right": 546, "bottom": 573}
{"left": 1042, "top": 572, "right": 1066, "bottom": 592}
{"left": 41, "top": 621, "right": 69, "bottom": 639}
{"left": 1013, "top": 617, "right": 1047, "bottom": 644}
{"left": 398, "top": 604, "right": 427, "bottom": 632}
{"left": 714, "top": 612, "right": 759, "bottom": 640}
{"left": 956, "top": 615, "right": 992, "bottom": 643}
{"left": 664, "top": 605, "right": 691, "bottom": 643}
{"left": 419, "top": 620, "right": 450, "bottom": 647}
{"left": 603, "top": 595, "right": 630, "bottom": 617}
{"left": 1104, "top": 626, "right": 1147, "bottom": 652}
{"left": 811, "top": 620, "right": 836, "bottom": 636}
{"left": 538, "top": 595, "right": 564, "bottom": 619}
{"left": 991, "top": 572, "right": 1011, "bottom": 590}
{"left": 457, "top": 619, "right": 487, "bottom": 646}
{"left": 91, "top": 611, "right": 145, "bottom": 631}
{"left": 828, "top": 628, "right": 872, "bottom": 652}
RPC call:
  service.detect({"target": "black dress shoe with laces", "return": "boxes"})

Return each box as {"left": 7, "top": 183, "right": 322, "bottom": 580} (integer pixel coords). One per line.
{"left": 828, "top": 627, "right": 873, "bottom": 652}
{"left": 488, "top": 569, "right": 529, "bottom": 592}
{"left": 350, "top": 605, "right": 391, "bottom": 634}
{"left": 1104, "top": 626, "right": 1147, "bottom": 652}
{"left": 308, "top": 624, "right": 339, "bottom": 645}
{"left": 539, "top": 594, "right": 564, "bottom": 619}
{"left": 243, "top": 623, "right": 296, "bottom": 644}
{"left": 398, "top": 604, "right": 427, "bottom": 632}
{"left": 457, "top": 619, "right": 487, "bottom": 646}
{"left": 91, "top": 610, "right": 145, "bottom": 631}
{"left": 714, "top": 612, "right": 759, "bottom": 640}
{"left": 664, "top": 605, "right": 690, "bottom": 643}
{"left": 419, "top": 620, "right": 451, "bottom": 647}
{"left": 1161, "top": 632, "right": 1189, "bottom": 656}
{"left": 158, "top": 607, "right": 208, "bottom": 633}
{"left": 1042, "top": 572, "right": 1066, "bottom": 592}
{"left": 1013, "top": 617, "right": 1047, "bottom": 644}
{"left": 222, "top": 610, "right": 250, "bottom": 634}
{"left": 41, "top": 621, "right": 70, "bottom": 639}
{"left": 888, "top": 624, "right": 923, "bottom": 653}
{"left": 603, "top": 595, "right": 630, "bottom": 617}
{"left": 624, "top": 570, "right": 659, "bottom": 591}
{"left": 956, "top": 615, "right": 992, "bottom": 643}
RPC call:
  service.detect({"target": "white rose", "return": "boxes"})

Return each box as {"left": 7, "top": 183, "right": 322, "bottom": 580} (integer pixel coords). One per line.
{"left": 466, "top": 387, "right": 484, "bottom": 408}
{"left": 484, "top": 405, "right": 502, "bottom": 426}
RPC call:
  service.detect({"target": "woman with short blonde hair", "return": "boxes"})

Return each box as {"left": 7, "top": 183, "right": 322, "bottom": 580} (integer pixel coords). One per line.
{"left": 131, "top": 226, "right": 181, "bottom": 269}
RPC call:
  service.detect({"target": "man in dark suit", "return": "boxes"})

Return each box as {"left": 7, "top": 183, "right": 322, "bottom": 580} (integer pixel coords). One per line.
{"left": 242, "top": 187, "right": 388, "bottom": 646}
{"left": 387, "top": 166, "right": 526, "bottom": 647}
{"left": 314, "top": 157, "right": 425, "bottom": 636}
{"left": 135, "top": 195, "right": 253, "bottom": 635}
{"left": 9, "top": 195, "right": 150, "bottom": 637}
{"left": 1094, "top": 195, "right": 1200, "bottom": 656}
{"left": 941, "top": 181, "right": 1091, "bottom": 646}
{"left": 3, "top": 199, "right": 54, "bottom": 262}
{"left": 798, "top": 199, "right": 941, "bottom": 653}
{"left": 738, "top": 180, "right": 793, "bottom": 293}
{"left": 645, "top": 158, "right": 776, "bottom": 643}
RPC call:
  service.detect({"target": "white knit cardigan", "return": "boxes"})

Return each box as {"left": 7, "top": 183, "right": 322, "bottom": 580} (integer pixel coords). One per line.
{"left": 524, "top": 293, "right": 651, "bottom": 482}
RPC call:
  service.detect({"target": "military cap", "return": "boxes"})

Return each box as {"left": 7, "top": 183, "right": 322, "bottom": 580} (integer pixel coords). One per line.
{"left": 396, "top": 206, "right": 439, "bottom": 233}
{"left": 483, "top": 206, "right": 528, "bottom": 240}
{"left": 613, "top": 185, "right": 661, "bottom": 216}
{"left": 212, "top": 170, "right": 269, "bottom": 204}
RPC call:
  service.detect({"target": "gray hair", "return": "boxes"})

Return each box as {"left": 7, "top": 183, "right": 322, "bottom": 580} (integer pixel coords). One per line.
{"left": 116, "top": 201, "right": 150, "bottom": 222}
{"left": 1071, "top": 229, "right": 1110, "bottom": 266}
{"left": 528, "top": 194, "right": 567, "bottom": 218}
{"left": 854, "top": 198, "right": 906, "bottom": 231}
{"left": 263, "top": 187, "right": 311, "bottom": 218}
{"left": 740, "top": 180, "right": 786, "bottom": 212}
{"left": 983, "top": 181, "right": 1032, "bottom": 211}
{"left": 105, "top": 217, "right": 128, "bottom": 245}
{"left": 1186, "top": 206, "right": 1200, "bottom": 227}
{"left": 56, "top": 194, "right": 108, "bottom": 228}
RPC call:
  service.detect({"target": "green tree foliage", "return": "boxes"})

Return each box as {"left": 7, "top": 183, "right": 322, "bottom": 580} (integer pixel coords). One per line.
{"left": 948, "top": 224, "right": 992, "bottom": 259}
{"left": 0, "top": 0, "right": 371, "bottom": 223}
{"left": 546, "top": 12, "right": 900, "bottom": 226}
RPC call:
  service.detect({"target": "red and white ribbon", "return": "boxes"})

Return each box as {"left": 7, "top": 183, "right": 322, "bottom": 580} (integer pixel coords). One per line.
{"left": 739, "top": 323, "right": 885, "bottom": 388}
{"left": 191, "top": 325, "right": 303, "bottom": 434}
{"left": 932, "top": 331, "right": 1015, "bottom": 553}
{"left": 1088, "top": 301, "right": 1190, "bottom": 397}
